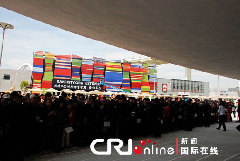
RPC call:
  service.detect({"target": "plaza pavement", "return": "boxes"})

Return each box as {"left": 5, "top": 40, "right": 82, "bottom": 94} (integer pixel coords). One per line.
{"left": 26, "top": 122, "right": 240, "bottom": 161}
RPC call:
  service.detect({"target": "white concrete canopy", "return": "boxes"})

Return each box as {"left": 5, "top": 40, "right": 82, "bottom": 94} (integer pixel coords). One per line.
{"left": 1, "top": 0, "right": 240, "bottom": 79}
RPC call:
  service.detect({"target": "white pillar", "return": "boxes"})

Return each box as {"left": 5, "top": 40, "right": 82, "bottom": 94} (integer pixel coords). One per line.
{"left": 238, "top": 80, "right": 240, "bottom": 94}
{"left": 218, "top": 75, "right": 220, "bottom": 97}
{"left": 185, "top": 68, "right": 191, "bottom": 80}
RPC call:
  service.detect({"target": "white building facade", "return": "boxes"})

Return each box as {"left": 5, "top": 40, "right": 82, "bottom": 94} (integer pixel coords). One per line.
{"left": 0, "top": 69, "right": 32, "bottom": 92}
{"left": 157, "top": 78, "right": 209, "bottom": 96}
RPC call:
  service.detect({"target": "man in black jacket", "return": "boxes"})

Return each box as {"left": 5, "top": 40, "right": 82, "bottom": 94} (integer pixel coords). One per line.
{"left": 1, "top": 91, "right": 24, "bottom": 161}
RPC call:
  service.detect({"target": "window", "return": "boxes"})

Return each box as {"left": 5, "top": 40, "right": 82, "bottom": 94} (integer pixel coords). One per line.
{"left": 173, "top": 82, "right": 175, "bottom": 90}
{"left": 3, "top": 74, "right": 10, "bottom": 80}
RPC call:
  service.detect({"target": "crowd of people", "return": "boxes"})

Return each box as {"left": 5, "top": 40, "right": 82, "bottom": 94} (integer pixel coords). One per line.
{"left": 0, "top": 91, "right": 239, "bottom": 161}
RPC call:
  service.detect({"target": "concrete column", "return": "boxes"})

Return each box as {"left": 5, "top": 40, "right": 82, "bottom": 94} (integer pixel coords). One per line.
{"left": 185, "top": 68, "right": 191, "bottom": 80}
{"left": 238, "top": 80, "right": 240, "bottom": 93}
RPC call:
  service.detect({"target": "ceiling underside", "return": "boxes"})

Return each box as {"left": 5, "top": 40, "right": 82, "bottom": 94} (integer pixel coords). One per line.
{"left": 1, "top": 0, "right": 240, "bottom": 79}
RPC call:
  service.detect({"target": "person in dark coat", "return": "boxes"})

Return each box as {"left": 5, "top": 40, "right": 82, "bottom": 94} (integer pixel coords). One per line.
{"left": 53, "top": 99, "right": 68, "bottom": 151}
{"left": 203, "top": 100, "right": 211, "bottom": 127}
{"left": 116, "top": 96, "right": 131, "bottom": 143}
{"left": 152, "top": 98, "right": 163, "bottom": 137}
{"left": 184, "top": 99, "right": 193, "bottom": 131}
{"left": 2, "top": 91, "right": 24, "bottom": 161}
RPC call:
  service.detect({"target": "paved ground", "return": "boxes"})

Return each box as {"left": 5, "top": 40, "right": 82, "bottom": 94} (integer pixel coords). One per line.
{"left": 26, "top": 122, "right": 240, "bottom": 161}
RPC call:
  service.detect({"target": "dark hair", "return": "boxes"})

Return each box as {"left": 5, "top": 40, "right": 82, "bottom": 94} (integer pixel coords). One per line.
{"left": 10, "top": 91, "right": 19, "bottom": 99}
{"left": 25, "top": 93, "right": 31, "bottom": 98}
{"left": 45, "top": 92, "right": 52, "bottom": 99}
{"left": 61, "top": 92, "right": 67, "bottom": 98}
{"left": 220, "top": 101, "right": 225, "bottom": 106}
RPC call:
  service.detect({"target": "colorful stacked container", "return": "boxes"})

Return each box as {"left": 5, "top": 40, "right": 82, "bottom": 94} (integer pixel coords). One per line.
{"left": 32, "top": 51, "right": 44, "bottom": 88}
{"left": 121, "top": 60, "right": 131, "bottom": 92}
{"left": 42, "top": 52, "right": 55, "bottom": 89}
{"left": 105, "top": 60, "right": 123, "bottom": 92}
{"left": 130, "top": 64, "right": 143, "bottom": 93}
{"left": 54, "top": 55, "right": 72, "bottom": 79}
{"left": 141, "top": 63, "right": 150, "bottom": 94}
{"left": 92, "top": 57, "right": 105, "bottom": 83}
{"left": 149, "top": 64, "right": 157, "bottom": 94}
{"left": 71, "top": 54, "right": 82, "bottom": 81}
{"left": 81, "top": 58, "right": 93, "bottom": 82}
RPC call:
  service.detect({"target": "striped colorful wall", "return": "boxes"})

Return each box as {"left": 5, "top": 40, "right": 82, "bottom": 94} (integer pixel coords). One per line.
{"left": 93, "top": 57, "right": 105, "bottom": 83}
{"left": 71, "top": 54, "right": 82, "bottom": 81}
{"left": 32, "top": 52, "right": 157, "bottom": 93}
{"left": 81, "top": 58, "right": 93, "bottom": 82}
{"left": 54, "top": 55, "right": 72, "bottom": 79}
{"left": 141, "top": 63, "right": 150, "bottom": 93}
{"left": 32, "top": 51, "right": 44, "bottom": 88}
{"left": 42, "top": 52, "right": 55, "bottom": 89}
{"left": 149, "top": 64, "right": 157, "bottom": 94}
{"left": 121, "top": 60, "right": 131, "bottom": 92}
{"left": 130, "top": 64, "right": 143, "bottom": 93}
{"left": 105, "top": 61, "right": 123, "bottom": 92}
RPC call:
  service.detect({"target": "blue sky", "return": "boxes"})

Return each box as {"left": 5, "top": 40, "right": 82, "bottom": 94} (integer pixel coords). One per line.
{"left": 0, "top": 7, "right": 238, "bottom": 91}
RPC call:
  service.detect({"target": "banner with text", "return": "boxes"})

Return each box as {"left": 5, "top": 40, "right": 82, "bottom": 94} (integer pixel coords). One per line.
{"left": 52, "top": 79, "right": 103, "bottom": 91}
